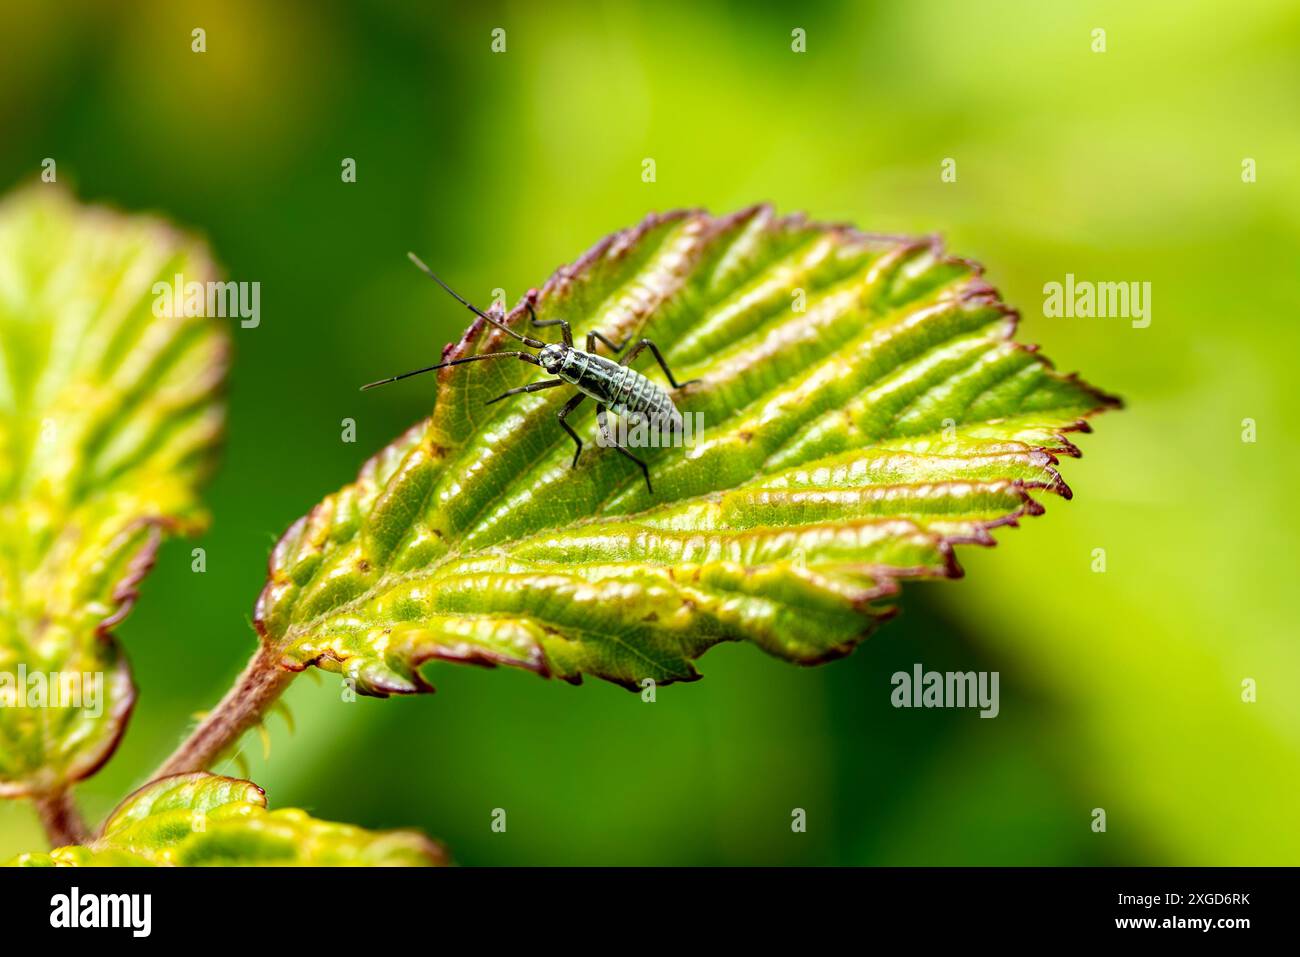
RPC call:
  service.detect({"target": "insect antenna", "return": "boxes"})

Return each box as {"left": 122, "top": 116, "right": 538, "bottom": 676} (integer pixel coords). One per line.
{"left": 361, "top": 350, "right": 540, "bottom": 391}
{"left": 407, "top": 252, "right": 545, "bottom": 348}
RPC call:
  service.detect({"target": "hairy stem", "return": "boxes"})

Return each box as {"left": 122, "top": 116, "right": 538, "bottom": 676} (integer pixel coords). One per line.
{"left": 33, "top": 789, "right": 90, "bottom": 847}
{"left": 152, "top": 646, "right": 296, "bottom": 781}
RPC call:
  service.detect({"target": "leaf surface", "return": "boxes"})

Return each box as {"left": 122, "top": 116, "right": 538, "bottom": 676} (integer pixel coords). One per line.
{"left": 0, "top": 189, "right": 227, "bottom": 795}
{"left": 257, "top": 206, "right": 1118, "bottom": 695}
{"left": 6, "top": 772, "right": 445, "bottom": 866}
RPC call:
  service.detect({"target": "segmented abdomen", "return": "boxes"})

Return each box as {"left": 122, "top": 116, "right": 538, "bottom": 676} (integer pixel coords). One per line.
{"left": 561, "top": 351, "right": 681, "bottom": 425}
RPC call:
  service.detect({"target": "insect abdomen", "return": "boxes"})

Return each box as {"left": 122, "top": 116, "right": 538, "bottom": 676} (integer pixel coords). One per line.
{"left": 562, "top": 351, "right": 680, "bottom": 424}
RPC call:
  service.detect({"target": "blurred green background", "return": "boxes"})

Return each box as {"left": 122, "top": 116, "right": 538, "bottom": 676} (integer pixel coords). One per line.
{"left": 2, "top": 0, "right": 1297, "bottom": 864}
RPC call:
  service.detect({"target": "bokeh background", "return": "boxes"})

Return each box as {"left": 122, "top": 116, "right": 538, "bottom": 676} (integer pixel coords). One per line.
{"left": 2, "top": 0, "right": 1297, "bottom": 865}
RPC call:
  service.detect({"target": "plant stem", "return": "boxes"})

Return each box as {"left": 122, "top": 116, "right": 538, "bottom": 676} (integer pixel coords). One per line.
{"left": 33, "top": 789, "right": 90, "bottom": 847}
{"left": 152, "top": 646, "right": 296, "bottom": 781}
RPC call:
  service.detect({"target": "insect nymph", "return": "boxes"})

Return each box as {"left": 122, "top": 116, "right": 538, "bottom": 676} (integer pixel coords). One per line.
{"left": 362, "top": 253, "right": 696, "bottom": 493}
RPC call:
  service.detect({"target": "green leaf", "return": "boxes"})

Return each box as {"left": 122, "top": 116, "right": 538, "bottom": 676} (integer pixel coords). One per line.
{"left": 0, "top": 188, "right": 227, "bottom": 796}
{"left": 6, "top": 772, "right": 446, "bottom": 866}
{"left": 256, "top": 205, "right": 1119, "bottom": 695}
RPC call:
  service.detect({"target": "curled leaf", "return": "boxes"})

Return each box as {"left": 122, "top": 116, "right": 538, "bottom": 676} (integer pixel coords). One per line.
{"left": 6, "top": 772, "right": 446, "bottom": 866}
{"left": 257, "top": 205, "right": 1118, "bottom": 695}
{"left": 0, "top": 188, "right": 227, "bottom": 795}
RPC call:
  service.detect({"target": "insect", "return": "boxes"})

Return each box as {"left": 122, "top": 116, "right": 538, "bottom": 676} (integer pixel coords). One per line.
{"left": 362, "top": 253, "right": 697, "bottom": 493}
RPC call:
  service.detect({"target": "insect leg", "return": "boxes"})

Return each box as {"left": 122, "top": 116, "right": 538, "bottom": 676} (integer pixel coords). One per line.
{"left": 619, "top": 338, "right": 697, "bottom": 389}
{"left": 557, "top": 391, "right": 587, "bottom": 468}
{"left": 596, "top": 403, "right": 652, "bottom": 494}
{"left": 527, "top": 303, "right": 572, "bottom": 346}
{"left": 486, "top": 378, "right": 566, "bottom": 405}
{"left": 587, "top": 330, "right": 631, "bottom": 355}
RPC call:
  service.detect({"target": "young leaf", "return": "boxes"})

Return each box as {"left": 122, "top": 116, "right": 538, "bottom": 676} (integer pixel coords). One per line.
{"left": 257, "top": 206, "right": 1118, "bottom": 695}
{"left": 6, "top": 772, "right": 446, "bottom": 866}
{"left": 0, "top": 188, "right": 227, "bottom": 796}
